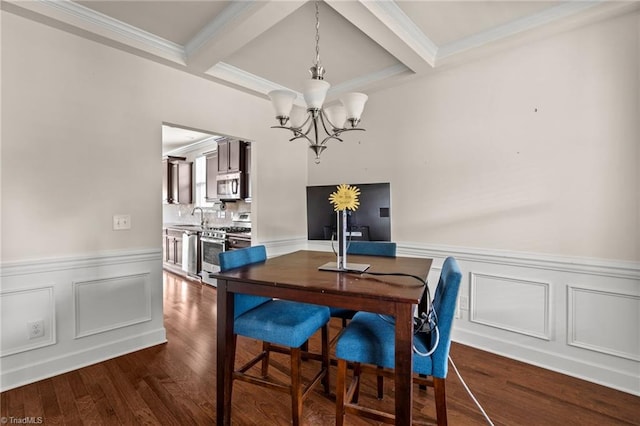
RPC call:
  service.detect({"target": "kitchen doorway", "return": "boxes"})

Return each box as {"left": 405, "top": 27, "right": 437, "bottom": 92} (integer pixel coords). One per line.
{"left": 161, "top": 123, "right": 253, "bottom": 286}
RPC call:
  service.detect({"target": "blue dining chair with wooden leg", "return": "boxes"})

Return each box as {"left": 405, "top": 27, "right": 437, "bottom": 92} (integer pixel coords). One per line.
{"left": 218, "top": 245, "right": 331, "bottom": 426}
{"left": 335, "top": 256, "right": 462, "bottom": 425}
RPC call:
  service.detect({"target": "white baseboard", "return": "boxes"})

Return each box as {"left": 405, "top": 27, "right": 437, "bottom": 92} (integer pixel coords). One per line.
{"left": 1, "top": 328, "right": 166, "bottom": 392}
{"left": 453, "top": 328, "right": 640, "bottom": 397}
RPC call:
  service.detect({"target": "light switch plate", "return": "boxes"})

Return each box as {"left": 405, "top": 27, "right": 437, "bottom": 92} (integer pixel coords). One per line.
{"left": 113, "top": 214, "right": 131, "bottom": 230}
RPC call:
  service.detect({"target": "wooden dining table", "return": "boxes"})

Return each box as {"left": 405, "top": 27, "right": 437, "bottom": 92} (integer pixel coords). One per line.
{"left": 212, "top": 249, "right": 433, "bottom": 425}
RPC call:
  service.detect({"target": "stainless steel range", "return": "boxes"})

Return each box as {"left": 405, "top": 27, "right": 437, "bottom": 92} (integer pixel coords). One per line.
{"left": 199, "top": 223, "right": 251, "bottom": 286}
{"left": 200, "top": 228, "right": 226, "bottom": 276}
{"left": 224, "top": 226, "right": 252, "bottom": 250}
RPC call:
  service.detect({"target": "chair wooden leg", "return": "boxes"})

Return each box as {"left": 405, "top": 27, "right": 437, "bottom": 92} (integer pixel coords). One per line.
{"left": 336, "top": 358, "right": 348, "bottom": 426}
{"left": 433, "top": 377, "right": 448, "bottom": 426}
{"left": 321, "top": 324, "right": 330, "bottom": 393}
{"left": 352, "top": 363, "right": 361, "bottom": 404}
{"left": 291, "top": 347, "right": 303, "bottom": 426}
{"left": 376, "top": 366, "right": 384, "bottom": 399}
{"left": 301, "top": 340, "right": 309, "bottom": 361}
{"left": 261, "top": 341, "right": 271, "bottom": 377}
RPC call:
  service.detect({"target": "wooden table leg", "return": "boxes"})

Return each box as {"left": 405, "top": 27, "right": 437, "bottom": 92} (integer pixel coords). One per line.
{"left": 216, "top": 279, "right": 235, "bottom": 426}
{"left": 394, "top": 303, "right": 414, "bottom": 426}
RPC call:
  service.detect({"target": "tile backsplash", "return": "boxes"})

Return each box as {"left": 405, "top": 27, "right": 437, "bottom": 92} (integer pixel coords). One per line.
{"left": 162, "top": 201, "right": 250, "bottom": 228}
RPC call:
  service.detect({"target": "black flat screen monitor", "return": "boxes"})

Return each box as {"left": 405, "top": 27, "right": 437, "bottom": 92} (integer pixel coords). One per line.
{"left": 306, "top": 183, "right": 391, "bottom": 241}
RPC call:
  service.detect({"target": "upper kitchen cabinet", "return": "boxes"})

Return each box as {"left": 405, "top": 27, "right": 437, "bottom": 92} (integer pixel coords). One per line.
{"left": 205, "top": 151, "right": 218, "bottom": 201}
{"left": 244, "top": 142, "right": 252, "bottom": 201}
{"left": 217, "top": 139, "right": 247, "bottom": 173}
{"left": 163, "top": 156, "right": 192, "bottom": 204}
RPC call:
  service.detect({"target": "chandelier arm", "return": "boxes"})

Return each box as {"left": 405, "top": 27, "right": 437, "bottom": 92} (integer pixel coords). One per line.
{"left": 289, "top": 128, "right": 315, "bottom": 145}
{"left": 318, "top": 110, "right": 335, "bottom": 136}
{"left": 321, "top": 135, "right": 344, "bottom": 145}
{"left": 290, "top": 134, "right": 312, "bottom": 143}
{"left": 271, "top": 125, "right": 313, "bottom": 144}
{"left": 292, "top": 113, "right": 313, "bottom": 132}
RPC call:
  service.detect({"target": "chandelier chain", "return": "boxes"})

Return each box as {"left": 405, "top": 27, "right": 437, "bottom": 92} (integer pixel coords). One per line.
{"left": 314, "top": 1, "right": 320, "bottom": 66}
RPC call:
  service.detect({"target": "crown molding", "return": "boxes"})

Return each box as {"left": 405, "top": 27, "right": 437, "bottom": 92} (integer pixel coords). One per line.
{"left": 184, "top": 0, "right": 257, "bottom": 58}
{"left": 208, "top": 61, "right": 410, "bottom": 103}
{"left": 360, "top": 0, "right": 438, "bottom": 67}
{"left": 437, "top": 0, "right": 607, "bottom": 59}
{"left": 328, "top": 63, "right": 409, "bottom": 95}
{"left": 207, "top": 62, "right": 283, "bottom": 95}
{"left": 6, "top": 0, "right": 186, "bottom": 64}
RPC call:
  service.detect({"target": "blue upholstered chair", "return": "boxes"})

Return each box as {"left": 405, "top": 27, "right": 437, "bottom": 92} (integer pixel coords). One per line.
{"left": 347, "top": 241, "right": 397, "bottom": 257}
{"left": 329, "top": 241, "right": 397, "bottom": 324}
{"left": 219, "top": 245, "right": 331, "bottom": 426}
{"left": 335, "top": 256, "right": 462, "bottom": 425}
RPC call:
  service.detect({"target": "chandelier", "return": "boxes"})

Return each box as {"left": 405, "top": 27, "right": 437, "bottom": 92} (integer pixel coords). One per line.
{"left": 267, "top": 1, "right": 368, "bottom": 164}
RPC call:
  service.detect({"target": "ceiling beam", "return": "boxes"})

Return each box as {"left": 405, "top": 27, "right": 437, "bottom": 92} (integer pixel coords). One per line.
{"left": 185, "top": 0, "right": 307, "bottom": 73}
{"left": 325, "top": 0, "right": 436, "bottom": 74}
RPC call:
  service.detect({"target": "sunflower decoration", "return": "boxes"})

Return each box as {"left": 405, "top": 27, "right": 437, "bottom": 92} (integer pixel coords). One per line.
{"left": 329, "top": 184, "right": 361, "bottom": 212}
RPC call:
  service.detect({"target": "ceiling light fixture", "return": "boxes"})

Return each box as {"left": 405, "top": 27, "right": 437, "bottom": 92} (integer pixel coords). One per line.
{"left": 267, "top": 1, "right": 368, "bottom": 164}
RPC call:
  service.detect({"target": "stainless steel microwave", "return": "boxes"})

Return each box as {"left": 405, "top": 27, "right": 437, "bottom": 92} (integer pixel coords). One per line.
{"left": 216, "top": 172, "right": 244, "bottom": 200}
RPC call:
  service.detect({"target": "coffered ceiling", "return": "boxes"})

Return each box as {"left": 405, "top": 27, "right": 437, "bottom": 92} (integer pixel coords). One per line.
{"left": 3, "top": 0, "right": 637, "bottom": 151}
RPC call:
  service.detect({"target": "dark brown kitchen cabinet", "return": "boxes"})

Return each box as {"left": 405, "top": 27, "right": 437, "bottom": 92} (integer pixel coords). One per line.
{"left": 217, "top": 139, "right": 229, "bottom": 173}
{"left": 244, "top": 142, "right": 252, "bottom": 200}
{"left": 205, "top": 151, "right": 218, "bottom": 201}
{"left": 163, "top": 156, "right": 192, "bottom": 204}
{"left": 217, "top": 139, "right": 246, "bottom": 173}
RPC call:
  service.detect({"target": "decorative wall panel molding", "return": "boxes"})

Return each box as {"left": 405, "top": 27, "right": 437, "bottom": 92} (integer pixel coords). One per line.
{"left": 470, "top": 272, "right": 551, "bottom": 340}
{"left": 73, "top": 273, "right": 152, "bottom": 338}
{"left": 0, "top": 249, "right": 165, "bottom": 392}
{"left": 0, "top": 285, "right": 56, "bottom": 356}
{"left": 567, "top": 285, "right": 640, "bottom": 361}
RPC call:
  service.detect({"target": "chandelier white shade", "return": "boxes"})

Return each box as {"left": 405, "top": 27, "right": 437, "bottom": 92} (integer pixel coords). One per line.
{"left": 269, "top": 90, "right": 296, "bottom": 121}
{"left": 267, "top": 1, "right": 367, "bottom": 163}
{"left": 323, "top": 104, "right": 347, "bottom": 130}
{"left": 340, "top": 93, "right": 368, "bottom": 126}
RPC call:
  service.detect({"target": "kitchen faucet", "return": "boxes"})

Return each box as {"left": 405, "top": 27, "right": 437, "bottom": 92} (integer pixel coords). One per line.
{"left": 191, "top": 207, "right": 205, "bottom": 227}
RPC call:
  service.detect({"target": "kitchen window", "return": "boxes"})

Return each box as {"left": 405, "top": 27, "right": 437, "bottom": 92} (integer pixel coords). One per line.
{"left": 195, "top": 155, "right": 214, "bottom": 207}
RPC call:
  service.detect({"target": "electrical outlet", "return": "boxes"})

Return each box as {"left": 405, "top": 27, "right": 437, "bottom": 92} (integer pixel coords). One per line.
{"left": 27, "top": 320, "right": 45, "bottom": 339}
{"left": 113, "top": 214, "right": 131, "bottom": 230}
{"left": 459, "top": 296, "right": 469, "bottom": 310}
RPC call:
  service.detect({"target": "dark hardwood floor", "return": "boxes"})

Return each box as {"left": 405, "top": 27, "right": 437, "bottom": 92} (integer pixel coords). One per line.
{"left": 2, "top": 271, "right": 638, "bottom": 425}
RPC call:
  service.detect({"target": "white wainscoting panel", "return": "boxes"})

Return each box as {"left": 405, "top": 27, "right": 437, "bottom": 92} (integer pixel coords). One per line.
{"left": 470, "top": 272, "right": 551, "bottom": 340}
{"left": 0, "top": 285, "right": 56, "bottom": 356}
{"left": 568, "top": 285, "right": 640, "bottom": 361}
{"left": 73, "top": 273, "right": 151, "bottom": 338}
{"left": 0, "top": 249, "right": 165, "bottom": 392}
